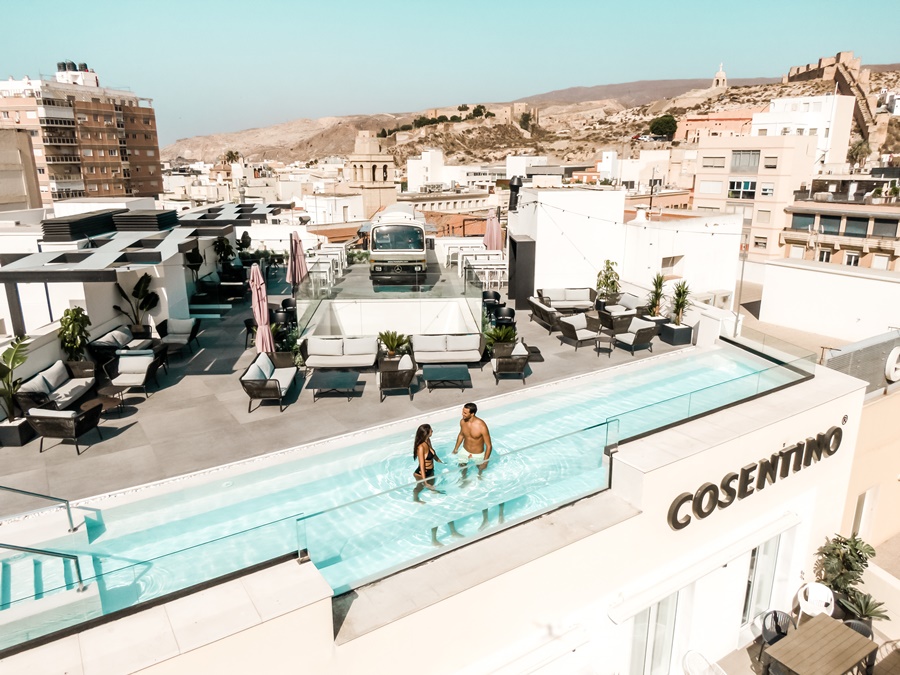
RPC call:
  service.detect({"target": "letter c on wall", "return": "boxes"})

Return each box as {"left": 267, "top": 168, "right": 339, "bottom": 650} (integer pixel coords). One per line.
{"left": 886, "top": 346, "right": 900, "bottom": 383}
{"left": 667, "top": 493, "right": 693, "bottom": 531}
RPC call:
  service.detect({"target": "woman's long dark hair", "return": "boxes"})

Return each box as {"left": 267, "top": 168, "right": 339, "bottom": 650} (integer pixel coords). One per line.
{"left": 413, "top": 424, "right": 432, "bottom": 458}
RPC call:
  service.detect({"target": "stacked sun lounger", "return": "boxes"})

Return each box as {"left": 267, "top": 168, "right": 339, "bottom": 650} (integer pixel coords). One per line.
{"left": 112, "top": 210, "right": 179, "bottom": 231}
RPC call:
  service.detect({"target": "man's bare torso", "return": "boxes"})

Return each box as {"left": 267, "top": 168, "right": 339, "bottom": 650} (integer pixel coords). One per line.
{"left": 460, "top": 416, "right": 488, "bottom": 454}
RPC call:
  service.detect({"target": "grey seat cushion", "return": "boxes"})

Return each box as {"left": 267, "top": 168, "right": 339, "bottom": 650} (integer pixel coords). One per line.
{"left": 305, "top": 354, "right": 375, "bottom": 368}
{"left": 113, "top": 373, "right": 148, "bottom": 387}
{"left": 49, "top": 378, "right": 95, "bottom": 408}
{"left": 415, "top": 350, "right": 482, "bottom": 363}
{"left": 273, "top": 368, "right": 296, "bottom": 395}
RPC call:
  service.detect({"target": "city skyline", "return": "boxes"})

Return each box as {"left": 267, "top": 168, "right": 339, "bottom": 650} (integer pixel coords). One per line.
{"left": 1, "top": 0, "right": 899, "bottom": 146}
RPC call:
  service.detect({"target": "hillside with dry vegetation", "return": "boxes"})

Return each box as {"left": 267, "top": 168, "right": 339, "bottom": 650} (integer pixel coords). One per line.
{"left": 162, "top": 66, "right": 900, "bottom": 166}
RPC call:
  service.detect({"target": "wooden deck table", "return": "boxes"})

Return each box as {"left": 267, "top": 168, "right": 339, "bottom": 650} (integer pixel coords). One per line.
{"left": 764, "top": 613, "right": 877, "bottom": 675}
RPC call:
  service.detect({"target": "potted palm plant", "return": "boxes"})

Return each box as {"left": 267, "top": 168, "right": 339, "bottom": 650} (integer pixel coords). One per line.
{"left": 659, "top": 280, "right": 693, "bottom": 345}
{"left": 596, "top": 259, "right": 620, "bottom": 310}
{"left": 485, "top": 325, "right": 518, "bottom": 358}
{"left": 113, "top": 273, "right": 160, "bottom": 337}
{"left": 0, "top": 335, "right": 36, "bottom": 446}
{"left": 814, "top": 533, "right": 877, "bottom": 619}
{"left": 378, "top": 330, "right": 409, "bottom": 359}
{"left": 643, "top": 273, "right": 668, "bottom": 333}
{"left": 213, "top": 236, "right": 235, "bottom": 270}
{"left": 839, "top": 590, "right": 890, "bottom": 628}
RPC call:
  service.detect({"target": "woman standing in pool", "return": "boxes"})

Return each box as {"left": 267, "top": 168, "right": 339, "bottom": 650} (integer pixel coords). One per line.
{"left": 413, "top": 424, "right": 443, "bottom": 503}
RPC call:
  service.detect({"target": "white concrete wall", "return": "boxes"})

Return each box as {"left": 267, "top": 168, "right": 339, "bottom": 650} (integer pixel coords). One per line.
{"left": 760, "top": 260, "right": 900, "bottom": 342}
{"left": 506, "top": 155, "right": 547, "bottom": 179}
{"left": 621, "top": 213, "right": 743, "bottom": 298}
{"left": 52, "top": 198, "right": 155, "bottom": 218}
{"left": 312, "top": 299, "right": 479, "bottom": 336}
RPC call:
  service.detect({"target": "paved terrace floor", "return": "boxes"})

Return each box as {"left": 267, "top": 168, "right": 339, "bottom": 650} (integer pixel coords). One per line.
{"left": 0, "top": 266, "right": 688, "bottom": 516}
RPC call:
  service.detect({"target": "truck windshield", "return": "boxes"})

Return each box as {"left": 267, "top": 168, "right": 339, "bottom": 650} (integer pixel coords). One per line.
{"left": 371, "top": 225, "right": 424, "bottom": 251}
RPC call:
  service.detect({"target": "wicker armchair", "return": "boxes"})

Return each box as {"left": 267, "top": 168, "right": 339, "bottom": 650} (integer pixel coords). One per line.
{"left": 26, "top": 405, "right": 103, "bottom": 455}
{"left": 378, "top": 354, "right": 418, "bottom": 402}
{"left": 558, "top": 313, "right": 602, "bottom": 350}
{"left": 157, "top": 318, "right": 201, "bottom": 353}
{"left": 103, "top": 351, "right": 164, "bottom": 399}
{"left": 239, "top": 352, "right": 298, "bottom": 413}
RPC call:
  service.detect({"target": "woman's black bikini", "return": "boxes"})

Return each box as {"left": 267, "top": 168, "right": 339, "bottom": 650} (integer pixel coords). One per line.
{"left": 415, "top": 443, "right": 436, "bottom": 480}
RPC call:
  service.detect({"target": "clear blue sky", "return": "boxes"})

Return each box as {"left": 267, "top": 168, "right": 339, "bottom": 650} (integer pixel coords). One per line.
{"left": 1, "top": 0, "right": 897, "bottom": 146}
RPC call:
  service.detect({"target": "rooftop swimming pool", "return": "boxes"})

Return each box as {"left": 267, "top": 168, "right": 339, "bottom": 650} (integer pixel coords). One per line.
{"left": 0, "top": 342, "right": 813, "bottom": 652}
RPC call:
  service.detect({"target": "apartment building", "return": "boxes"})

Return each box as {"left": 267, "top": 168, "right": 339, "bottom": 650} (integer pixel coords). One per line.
{"left": 0, "top": 129, "right": 41, "bottom": 211}
{"left": 692, "top": 135, "right": 823, "bottom": 282}
{"left": 782, "top": 188, "right": 900, "bottom": 271}
{"left": 0, "top": 61, "right": 162, "bottom": 206}
{"left": 750, "top": 94, "right": 854, "bottom": 166}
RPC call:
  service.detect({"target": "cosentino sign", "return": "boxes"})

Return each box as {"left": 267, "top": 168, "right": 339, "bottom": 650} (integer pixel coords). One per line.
{"left": 667, "top": 426, "right": 843, "bottom": 531}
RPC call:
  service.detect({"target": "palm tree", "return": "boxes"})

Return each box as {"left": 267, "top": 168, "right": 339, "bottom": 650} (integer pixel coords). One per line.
{"left": 223, "top": 150, "right": 241, "bottom": 164}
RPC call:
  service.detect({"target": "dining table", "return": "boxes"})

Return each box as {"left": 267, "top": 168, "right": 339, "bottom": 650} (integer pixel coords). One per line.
{"left": 763, "top": 613, "right": 877, "bottom": 675}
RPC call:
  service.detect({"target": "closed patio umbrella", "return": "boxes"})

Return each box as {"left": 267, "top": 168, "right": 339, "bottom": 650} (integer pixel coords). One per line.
{"left": 286, "top": 230, "right": 308, "bottom": 287}
{"left": 249, "top": 263, "right": 275, "bottom": 354}
{"left": 483, "top": 209, "right": 503, "bottom": 251}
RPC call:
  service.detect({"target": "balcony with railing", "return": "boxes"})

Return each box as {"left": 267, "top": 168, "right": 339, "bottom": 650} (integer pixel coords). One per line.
{"left": 42, "top": 136, "right": 77, "bottom": 145}
{"left": 51, "top": 189, "right": 86, "bottom": 200}
{"left": 44, "top": 155, "right": 81, "bottom": 164}
{"left": 39, "top": 117, "right": 76, "bottom": 127}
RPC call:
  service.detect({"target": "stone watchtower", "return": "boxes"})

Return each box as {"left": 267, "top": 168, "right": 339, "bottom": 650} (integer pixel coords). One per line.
{"left": 712, "top": 63, "right": 728, "bottom": 89}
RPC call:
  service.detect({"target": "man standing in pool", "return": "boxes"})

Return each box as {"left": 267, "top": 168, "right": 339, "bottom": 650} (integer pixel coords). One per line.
{"left": 452, "top": 402, "right": 492, "bottom": 474}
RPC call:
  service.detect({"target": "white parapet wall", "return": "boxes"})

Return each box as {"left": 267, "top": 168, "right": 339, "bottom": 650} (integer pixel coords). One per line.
{"left": 760, "top": 259, "right": 900, "bottom": 342}
{"left": 308, "top": 299, "right": 480, "bottom": 337}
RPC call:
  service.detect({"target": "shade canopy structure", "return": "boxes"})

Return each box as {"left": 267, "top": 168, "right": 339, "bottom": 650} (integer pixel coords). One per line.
{"left": 249, "top": 264, "right": 275, "bottom": 354}
{"left": 286, "top": 231, "right": 308, "bottom": 288}
{"left": 483, "top": 210, "right": 503, "bottom": 251}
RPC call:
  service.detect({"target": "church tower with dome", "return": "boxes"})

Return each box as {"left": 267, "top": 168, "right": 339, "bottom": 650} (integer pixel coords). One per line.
{"left": 712, "top": 63, "right": 728, "bottom": 89}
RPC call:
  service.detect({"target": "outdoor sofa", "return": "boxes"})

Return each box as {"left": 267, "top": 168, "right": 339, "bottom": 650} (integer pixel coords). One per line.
{"left": 527, "top": 296, "right": 563, "bottom": 334}
{"left": 15, "top": 360, "right": 96, "bottom": 414}
{"left": 240, "top": 352, "right": 299, "bottom": 412}
{"left": 410, "top": 333, "right": 485, "bottom": 365}
{"left": 302, "top": 336, "right": 379, "bottom": 370}
{"left": 25, "top": 404, "right": 103, "bottom": 455}
{"left": 87, "top": 325, "right": 154, "bottom": 364}
{"left": 603, "top": 292, "right": 648, "bottom": 316}
{"left": 537, "top": 288, "right": 596, "bottom": 313}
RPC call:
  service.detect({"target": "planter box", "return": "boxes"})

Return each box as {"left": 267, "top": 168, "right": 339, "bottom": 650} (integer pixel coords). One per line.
{"left": 659, "top": 323, "right": 693, "bottom": 346}
{"left": 0, "top": 418, "right": 36, "bottom": 447}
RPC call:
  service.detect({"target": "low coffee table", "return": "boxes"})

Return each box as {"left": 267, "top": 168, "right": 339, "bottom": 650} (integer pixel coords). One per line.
{"left": 422, "top": 364, "right": 471, "bottom": 392}
{"left": 81, "top": 396, "right": 121, "bottom": 416}
{"left": 306, "top": 369, "right": 360, "bottom": 402}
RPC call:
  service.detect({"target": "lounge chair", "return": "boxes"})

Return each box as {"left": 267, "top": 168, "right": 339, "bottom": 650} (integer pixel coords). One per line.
{"left": 157, "top": 318, "right": 201, "bottom": 354}
{"left": 527, "top": 296, "right": 562, "bottom": 334}
{"left": 377, "top": 354, "right": 418, "bottom": 402}
{"left": 614, "top": 317, "right": 657, "bottom": 356}
{"left": 240, "top": 352, "right": 298, "bottom": 412}
{"left": 26, "top": 404, "right": 103, "bottom": 455}
{"left": 103, "top": 351, "right": 164, "bottom": 399}
{"left": 491, "top": 342, "right": 529, "bottom": 384}
{"left": 558, "top": 313, "right": 602, "bottom": 351}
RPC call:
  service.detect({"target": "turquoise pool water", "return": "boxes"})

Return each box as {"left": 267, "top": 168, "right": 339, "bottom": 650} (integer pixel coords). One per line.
{"left": 0, "top": 346, "right": 807, "bottom": 649}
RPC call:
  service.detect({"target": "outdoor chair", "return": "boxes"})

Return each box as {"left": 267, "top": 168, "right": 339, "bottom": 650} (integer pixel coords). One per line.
{"left": 158, "top": 318, "right": 201, "bottom": 354}
{"left": 527, "top": 296, "right": 562, "bottom": 334}
{"left": 843, "top": 620, "right": 875, "bottom": 675}
{"left": 244, "top": 318, "right": 258, "bottom": 349}
{"left": 759, "top": 610, "right": 796, "bottom": 662}
{"left": 377, "top": 354, "right": 418, "bottom": 402}
{"left": 614, "top": 317, "right": 656, "bottom": 356}
{"left": 796, "top": 582, "right": 834, "bottom": 621}
{"left": 281, "top": 298, "right": 297, "bottom": 311}
{"left": 482, "top": 291, "right": 505, "bottom": 320}
{"left": 598, "top": 310, "right": 636, "bottom": 335}
{"left": 491, "top": 342, "right": 529, "bottom": 384}
{"left": 494, "top": 307, "right": 516, "bottom": 328}
{"left": 26, "top": 404, "right": 103, "bottom": 455}
{"left": 558, "top": 313, "right": 602, "bottom": 351}
{"left": 103, "top": 351, "right": 164, "bottom": 399}
{"left": 875, "top": 640, "right": 900, "bottom": 675}
{"left": 682, "top": 650, "right": 727, "bottom": 675}
{"left": 240, "top": 352, "right": 298, "bottom": 412}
